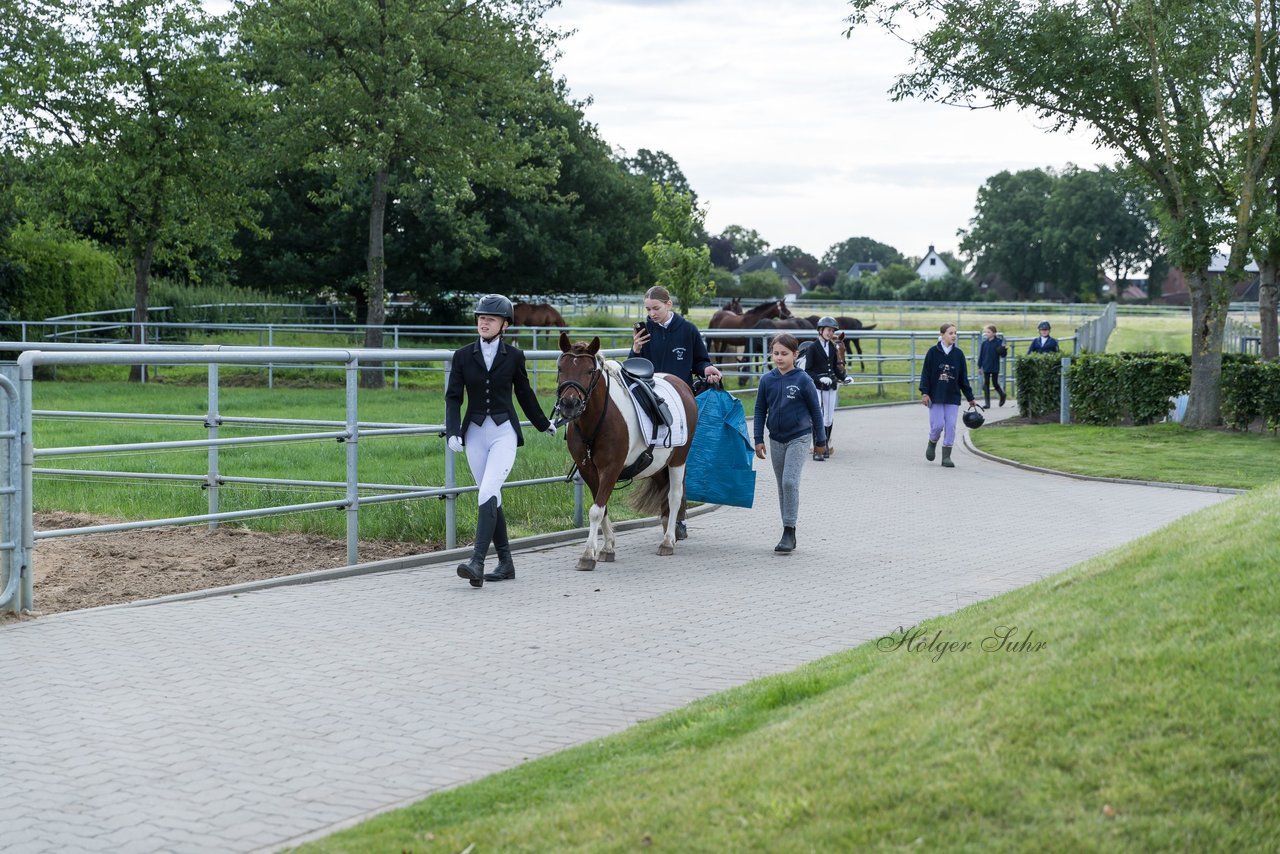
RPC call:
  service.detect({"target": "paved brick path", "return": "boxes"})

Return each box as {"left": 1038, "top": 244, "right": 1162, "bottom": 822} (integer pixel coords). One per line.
{"left": 1, "top": 404, "right": 1228, "bottom": 853}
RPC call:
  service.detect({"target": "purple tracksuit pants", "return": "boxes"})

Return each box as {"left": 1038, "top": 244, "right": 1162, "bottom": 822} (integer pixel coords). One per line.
{"left": 928, "top": 403, "right": 960, "bottom": 447}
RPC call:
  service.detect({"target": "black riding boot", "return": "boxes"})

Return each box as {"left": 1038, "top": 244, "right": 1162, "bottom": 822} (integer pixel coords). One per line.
{"left": 823, "top": 424, "right": 833, "bottom": 459}
{"left": 774, "top": 526, "right": 796, "bottom": 553}
{"left": 484, "top": 506, "right": 515, "bottom": 582}
{"left": 457, "top": 497, "right": 498, "bottom": 587}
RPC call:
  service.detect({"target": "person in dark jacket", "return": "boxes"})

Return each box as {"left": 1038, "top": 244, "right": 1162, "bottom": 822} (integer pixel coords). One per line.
{"left": 977, "top": 323, "right": 1007, "bottom": 408}
{"left": 919, "top": 322, "right": 977, "bottom": 468}
{"left": 630, "top": 285, "right": 720, "bottom": 539}
{"left": 754, "top": 333, "right": 826, "bottom": 554}
{"left": 1028, "top": 321, "right": 1060, "bottom": 353}
{"left": 445, "top": 294, "right": 555, "bottom": 587}
{"left": 801, "top": 316, "right": 853, "bottom": 461}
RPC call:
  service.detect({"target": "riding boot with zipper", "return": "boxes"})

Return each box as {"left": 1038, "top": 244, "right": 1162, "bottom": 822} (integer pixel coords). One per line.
{"left": 484, "top": 506, "right": 515, "bottom": 582}
{"left": 457, "top": 496, "right": 498, "bottom": 587}
{"left": 941, "top": 445, "right": 955, "bottom": 468}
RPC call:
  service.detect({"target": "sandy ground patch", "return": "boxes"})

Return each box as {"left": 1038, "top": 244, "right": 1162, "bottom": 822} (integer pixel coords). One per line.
{"left": 1, "top": 512, "right": 433, "bottom": 622}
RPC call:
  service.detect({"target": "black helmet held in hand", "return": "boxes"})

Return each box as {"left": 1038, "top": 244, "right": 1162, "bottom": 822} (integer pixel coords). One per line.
{"left": 962, "top": 404, "right": 985, "bottom": 429}
{"left": 474, "top": 293, "right": 514, "bottom": 321}
{"left": 817, "top": 316, "right": 838, "bottom": 330}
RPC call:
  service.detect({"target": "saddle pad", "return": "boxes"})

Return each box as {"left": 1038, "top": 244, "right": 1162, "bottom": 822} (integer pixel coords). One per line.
{"left": 603, "top": 362, "right": 689, "bottom": 454}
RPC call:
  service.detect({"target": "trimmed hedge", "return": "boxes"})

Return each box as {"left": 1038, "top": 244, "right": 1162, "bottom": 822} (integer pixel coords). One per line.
{"left": 1222, "top": 358, "right": 1280, "bottom": 432}
{"left": 1, "top": 221, "right": 120, "bottom": 320}
{"left": 1067, "top": 352, "right": 1191, "bottom": 426}
{"left": 1014, "top": 353, "right": 1063, "bottom": 418}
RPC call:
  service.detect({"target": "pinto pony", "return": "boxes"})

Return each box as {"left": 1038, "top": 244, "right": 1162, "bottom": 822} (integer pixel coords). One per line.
{"left": 553, "top": 333, "right": 698, "bottom": 570}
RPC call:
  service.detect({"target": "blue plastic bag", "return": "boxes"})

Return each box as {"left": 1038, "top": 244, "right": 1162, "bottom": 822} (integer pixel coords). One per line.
{"left": 685, "top": 387, "right": 756, "bottom": 508}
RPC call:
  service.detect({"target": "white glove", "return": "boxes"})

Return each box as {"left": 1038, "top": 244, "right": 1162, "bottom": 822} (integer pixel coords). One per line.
{"left": 819, "top": 376, "right": 833, "bottom": 389}
{"left": 841, "top": 376, "right": 854, "bottom": 386}
{"left": 545, "top": 424, "right": 558, "bottom": 436}
{"left": 446, "top": 435, "right": 464, "bottom": 453}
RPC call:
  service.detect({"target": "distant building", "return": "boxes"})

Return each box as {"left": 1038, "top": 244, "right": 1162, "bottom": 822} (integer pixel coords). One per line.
{"left": 846, "top": 260, "right": 882, "bottom": 279}
{"left": 734, "top": 254, "right": 807, "bottom": 298}
{"left": 915, "top": 245, "right": 950, "bottom": 281}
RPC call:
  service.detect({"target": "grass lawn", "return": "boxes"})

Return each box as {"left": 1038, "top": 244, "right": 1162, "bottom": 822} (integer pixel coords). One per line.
{"left": 301, "top": 481, "right": 1280, "bottom": 853}
{"left": 971, "top": 422, "right": 1280, "bottom": 490}
{"left": 1106, "top": 315, "right": 1191, "bottom": 354}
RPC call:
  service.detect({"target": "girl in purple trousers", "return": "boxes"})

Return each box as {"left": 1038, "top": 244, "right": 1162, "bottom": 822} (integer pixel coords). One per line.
{"left": 919, "top": 323, "right": 977, "bottom": 468}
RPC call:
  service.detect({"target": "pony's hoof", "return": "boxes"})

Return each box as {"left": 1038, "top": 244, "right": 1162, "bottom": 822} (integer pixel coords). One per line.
{"left": 600, "top": 551, "right": 615, "bottom": 563}
{"left": 657, "top": 544, "right": 674, "bottom": 556}
{"left": 576, "top": 559, "right": 596, "bottom": 571}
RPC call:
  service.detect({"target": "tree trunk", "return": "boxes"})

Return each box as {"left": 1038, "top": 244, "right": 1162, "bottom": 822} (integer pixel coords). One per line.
{"left": 1183, "top": 271, "right": 1228, "bottom": 428}
{"left": 1260, "top": 261, "right": 1279, "bottom": 361}
{"left": 128, "top": 238, "right": 157, "bottom": 383}
{"left": 360, "top": 167, "right": 388, "bottom": 389}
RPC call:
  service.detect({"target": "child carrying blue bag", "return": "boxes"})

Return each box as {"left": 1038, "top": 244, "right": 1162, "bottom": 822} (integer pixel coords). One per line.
{"left": 684, "top": 386, "right": 756, "bottom": 509}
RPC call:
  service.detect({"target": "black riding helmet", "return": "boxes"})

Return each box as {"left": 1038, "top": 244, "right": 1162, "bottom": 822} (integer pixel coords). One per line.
{"left": 962, "top": 405, "right": 985, "bottom": 429}
{"left": 474, "top": 293, "right": 514, "bottom": 321}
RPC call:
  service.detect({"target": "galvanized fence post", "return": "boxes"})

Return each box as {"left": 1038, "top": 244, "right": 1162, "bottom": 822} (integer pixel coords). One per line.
{"left": 345, "top": 358, "right": 359, "bottom": 566}
{"left": 573, "top": 471, "right": 584, "bottom": 527}
{"left": 443, "top": 358, "right": 457, "bottom": 550}
{"left": 207, "top": 364, "right": 220, "bottom": 528}
{"left": 1060, "top": 356, "right": 1072, "bottom": 425}
{"left": 18, "top": 362, "right": 34, "bottom": 614}
{"left": 0, "top": 369, "right": 22, "bottom": 615}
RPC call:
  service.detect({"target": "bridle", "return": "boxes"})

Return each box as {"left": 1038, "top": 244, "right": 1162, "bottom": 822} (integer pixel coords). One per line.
{"left": 554, "top": 351, "right": 609, "bottom": 459}
{"left": 554, "top": 352, "right": 607, "bottom": 420}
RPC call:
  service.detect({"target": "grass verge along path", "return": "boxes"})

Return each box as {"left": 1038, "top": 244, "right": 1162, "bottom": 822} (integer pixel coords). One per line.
{"left": 970, "top": 422, "right": 1280, "bottom": 490}
{"left": 302, "top": 484, "right": 1280, "bottom": 852}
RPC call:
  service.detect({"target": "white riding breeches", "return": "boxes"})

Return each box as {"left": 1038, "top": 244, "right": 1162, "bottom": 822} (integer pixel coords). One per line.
{"left": 464, "top": 417, "right": 518, "bottom": 506}
{"left": 819, "top": 387, "right": 838, "bottom": 428}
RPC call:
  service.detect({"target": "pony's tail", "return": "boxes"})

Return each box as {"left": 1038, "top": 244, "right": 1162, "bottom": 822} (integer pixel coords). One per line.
{"left": 627, "top": 469, "right": 671, "bottom": 516}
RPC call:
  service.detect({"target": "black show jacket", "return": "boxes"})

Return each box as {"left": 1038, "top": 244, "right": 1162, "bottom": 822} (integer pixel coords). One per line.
{"left": 445, "top": 339, "right": 551, "bottom": 446}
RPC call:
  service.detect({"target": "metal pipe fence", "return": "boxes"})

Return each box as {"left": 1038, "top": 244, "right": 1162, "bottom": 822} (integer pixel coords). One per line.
{"left": 6, "top": 344, "right": 648, "bottom": 615}
{"left": 1, "top": 307, "right": 1104, "bottom": 614}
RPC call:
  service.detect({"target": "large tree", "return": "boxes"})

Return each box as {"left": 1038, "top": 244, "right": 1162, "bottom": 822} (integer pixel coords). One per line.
{"left": 718, "top": 225, "right": 770, "bottom": 260}
{"left": 238, "top": 0, "right": 567, "bottom": 386}
{"left": 1, "top": 0, "right": 261, "bottom": 375}
{"left": 822, "top": 235, "right": 905, "bottom": 271}
{"left": 1042, "top": 165, "right": 1163, "bottom": 300}
{"left": 848, "top": 0, "right": 1280, "bottom": 427}
{"left": 960, "top": 168, "right": 1055, "bottom": 297}
{"left": 620, "top": 148, "right": 696, "bottom": 206}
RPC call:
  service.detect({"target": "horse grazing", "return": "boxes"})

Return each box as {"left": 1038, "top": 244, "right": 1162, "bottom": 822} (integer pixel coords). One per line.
{"left": 513, "top": 302, "right": 566, "bottom": 328}
{"left": 554, "top": 332, "right": 698, "bottom": 570}
{"left": 804, "top": 315, "right": 877, "bottom": 372}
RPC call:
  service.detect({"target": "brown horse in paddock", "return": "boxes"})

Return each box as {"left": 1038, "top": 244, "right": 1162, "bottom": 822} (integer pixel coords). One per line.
{"left": 513, "top": 302, "right": 566, "bottom": 328}
{"left": 804, "top": 315, "right": 877, "bottom": 372}
{"left": 554, "top": 332, "right": 699, "bottom": 570}
{"left": 709, "top": 298, "right": 793, "bottom": 384}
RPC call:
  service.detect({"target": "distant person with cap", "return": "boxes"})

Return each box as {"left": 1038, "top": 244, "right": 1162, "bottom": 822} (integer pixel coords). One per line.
{"left": 1029, "top": 321, "right": 1060, "bottom": 354}
{"left": 445, "top": 294, "right": 555, "bottom": 588}
{"left": 630, "top": 285, "right": 721, "bottom": 539}
{"left": 801, "top": 316, "right": 853, "bottom": 460}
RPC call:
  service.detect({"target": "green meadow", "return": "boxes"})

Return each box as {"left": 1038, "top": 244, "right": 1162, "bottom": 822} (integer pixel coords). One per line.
{"left": 300, "top": 475, "right": 1280, "bottom": 853}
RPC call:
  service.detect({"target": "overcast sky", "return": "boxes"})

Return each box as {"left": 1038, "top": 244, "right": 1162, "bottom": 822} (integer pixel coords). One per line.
{"left": 545, "top": 0, "right": 1116, "bottom": 262}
